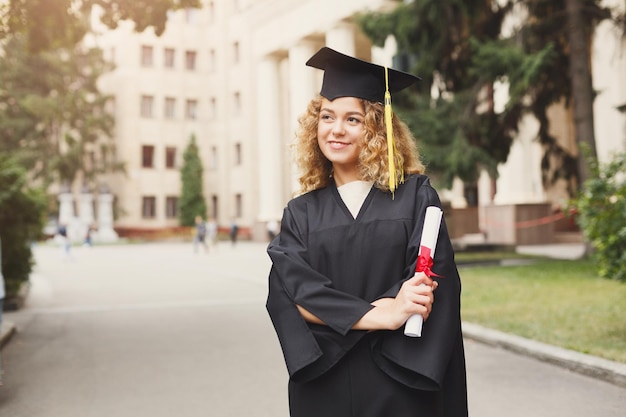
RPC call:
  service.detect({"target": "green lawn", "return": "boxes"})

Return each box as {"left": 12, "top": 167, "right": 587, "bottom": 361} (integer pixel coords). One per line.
{"left": 457, "top": 256, "right": 626, "bottom": 364}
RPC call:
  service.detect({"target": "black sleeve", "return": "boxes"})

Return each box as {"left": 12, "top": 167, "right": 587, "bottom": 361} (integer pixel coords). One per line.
{"left": 266, "top": 203, "right": 373, "bottom": 382}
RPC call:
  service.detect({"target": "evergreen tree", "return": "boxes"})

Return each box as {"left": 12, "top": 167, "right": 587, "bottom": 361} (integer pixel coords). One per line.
{"left": 356, "top": 0, "right": 618, "bottom": 194}
{"left": 179, "top": 134, "right": 207, "bottom": 227}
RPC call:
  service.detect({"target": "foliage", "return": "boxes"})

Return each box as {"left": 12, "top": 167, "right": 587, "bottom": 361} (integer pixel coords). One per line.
{"left": 0, "top": 156, "right": 46, "bottom": 299}
{"left": 573, "top": 150, "right": 626, "bottom": 281}
{"left": 0, "top": 0, "right": 201, "bottom": 303}
{"left": 356, "top": 0, "right": 615, "bottom": 193}
{"left": 0, "top": 0, "right": 202, "bottom": 52}
{"left": 0, "top": 35, "right": 123, "bottom": 192}
{"left": 179, "top": 134, "right": 206, "bottom": 227}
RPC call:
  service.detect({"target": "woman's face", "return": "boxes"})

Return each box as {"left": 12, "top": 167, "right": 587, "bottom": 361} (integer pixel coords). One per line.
{"left": 317, "top": 96, "right": 365, "bottom": 175}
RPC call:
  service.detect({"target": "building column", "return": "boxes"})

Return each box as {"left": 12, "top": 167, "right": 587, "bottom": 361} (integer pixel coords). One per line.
{"left": 79, "top": 191, "right": 95, "bottom": 226}
{"left": 58, "top": 191, "right": 75, "bottom": 226}
{"left": 96, "top": 189, "right": 119, "bottom": 242}
{"left": 256, "top": 55, "right": 283, "bottom": 222}
{"left": 494, "top": 115, "right": 545, "bottom": 205}
{"left": 288, "top": 40, "right": 318, "bottom": 194}
{"left": 325, "top": 22, "right": 356, "bottom": 56}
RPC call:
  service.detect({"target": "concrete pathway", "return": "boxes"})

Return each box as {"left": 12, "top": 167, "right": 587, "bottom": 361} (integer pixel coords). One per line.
{"left": 0, "top": 241, "right": 624, "bottom": 416}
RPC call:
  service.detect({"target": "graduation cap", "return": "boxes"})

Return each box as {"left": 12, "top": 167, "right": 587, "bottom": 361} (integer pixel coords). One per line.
{"left": 306, "top": 47, "right": 420, "bottom": 194}
{"left": 306, "top": 46, "right": 419, "bottom": 103}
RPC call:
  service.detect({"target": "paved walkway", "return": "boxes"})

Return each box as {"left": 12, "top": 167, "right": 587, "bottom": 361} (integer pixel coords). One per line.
{"left": 1, "top": 241, "right": 624, "bottom": 389}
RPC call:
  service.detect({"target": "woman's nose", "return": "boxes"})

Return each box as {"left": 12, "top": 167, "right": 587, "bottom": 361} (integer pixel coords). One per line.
{"left": 332, "top": 121, "right": 345, "bottom": 136}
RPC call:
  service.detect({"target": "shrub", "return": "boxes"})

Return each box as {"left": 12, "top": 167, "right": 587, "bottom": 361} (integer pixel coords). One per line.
{"left": 0, "top": 157, "right": 46, "bottom": 303}
{"left": 573, "top": 151, "right": 626, "bottom": 281}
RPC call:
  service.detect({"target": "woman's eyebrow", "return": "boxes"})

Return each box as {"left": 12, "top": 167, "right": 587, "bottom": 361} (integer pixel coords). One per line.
{"left": 320, "top": 108, "right": 364, "bottom": 117}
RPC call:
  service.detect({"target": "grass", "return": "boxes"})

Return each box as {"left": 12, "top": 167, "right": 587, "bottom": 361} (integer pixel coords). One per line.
{"left": 458, "top": 256, "right": 626, "bottom": 364}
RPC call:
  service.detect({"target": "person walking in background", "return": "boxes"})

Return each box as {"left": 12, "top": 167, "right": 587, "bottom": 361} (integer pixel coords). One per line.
{"left": 193, "top": 215, "right": 208, "bottom": 253}
{"left": 229, "top": 218, "right": 238, "bottom": 246}
{"left": 58, "top": 223, "right": 72, "bottom": 260}
{"left": 83, "top": 223, "right": 95, "bottom": 247}
{"left": 266, "top": 47, "right": 467, "bottom": 417}
{"left": 266, "top": 219, "right": 278, "bottom": 242}
{"left": 206, "top": 217, "right": 218, "bottom": 251}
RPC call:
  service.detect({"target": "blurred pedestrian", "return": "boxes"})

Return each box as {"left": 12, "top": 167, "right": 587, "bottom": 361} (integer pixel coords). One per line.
{"left": 193, "top": 215, "right": 208, "bottom": 253}
{"left": 229, "top": 219, "right": 239, "bottom": 246}
{"left": 83, "top": 223, "right": 95, "bottom": 247}
{"left": 266, "top": 219, "right": 278, "bottom": 242}
{"left": 58, "top": 223, "right": 72, "bottom": 260}
{"left": 206, "top": 216, "right": 218, "bottom": 251}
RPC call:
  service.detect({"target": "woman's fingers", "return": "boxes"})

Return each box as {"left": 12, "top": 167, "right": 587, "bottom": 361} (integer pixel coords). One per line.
{"left": 399, "top": 274, "right": 437, "bottom": 320}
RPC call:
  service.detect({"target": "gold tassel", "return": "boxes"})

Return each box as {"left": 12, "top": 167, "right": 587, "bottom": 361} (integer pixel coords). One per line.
{"left": 384, "top": 67, "right": 401, "bottom": 196}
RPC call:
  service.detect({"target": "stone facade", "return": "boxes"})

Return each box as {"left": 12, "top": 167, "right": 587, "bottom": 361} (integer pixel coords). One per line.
{"left": 88, "top": 0, "right": 625, "bottom": 242}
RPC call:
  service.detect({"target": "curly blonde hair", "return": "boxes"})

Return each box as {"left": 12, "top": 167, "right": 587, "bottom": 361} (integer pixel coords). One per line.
{"left": 293, "top": 96, "right": 425, "bottom": 194}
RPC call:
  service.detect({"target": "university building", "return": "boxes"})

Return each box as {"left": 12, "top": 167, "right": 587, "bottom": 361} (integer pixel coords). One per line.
{"left": 90, "top": 0, "right": 625, "bottom": 243}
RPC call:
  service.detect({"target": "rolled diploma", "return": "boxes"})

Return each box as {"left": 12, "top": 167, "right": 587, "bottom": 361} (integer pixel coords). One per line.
{"left": 404, "top": 206, "right": 443, "bottom": 337}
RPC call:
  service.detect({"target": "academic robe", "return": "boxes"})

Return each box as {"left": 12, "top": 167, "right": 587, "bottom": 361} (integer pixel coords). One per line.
{"left": 266, "top": 174, "right": 468, "bottom": 417}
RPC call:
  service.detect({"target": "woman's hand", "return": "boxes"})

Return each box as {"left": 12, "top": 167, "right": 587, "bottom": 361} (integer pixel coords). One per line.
{"left": 355, "top": 273, "right": 438, "bottom": 331}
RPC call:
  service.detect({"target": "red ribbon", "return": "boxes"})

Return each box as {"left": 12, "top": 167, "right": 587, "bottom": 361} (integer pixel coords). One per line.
{"left": 416, "top": 246, "right": 443, "bottom": 278}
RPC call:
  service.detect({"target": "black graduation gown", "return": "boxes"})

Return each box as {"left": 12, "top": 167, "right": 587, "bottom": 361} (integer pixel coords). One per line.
{"left": 266, "top": 174, "right": 468, "bottom": 417}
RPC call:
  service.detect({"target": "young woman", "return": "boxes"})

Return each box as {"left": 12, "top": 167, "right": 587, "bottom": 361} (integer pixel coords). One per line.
{"left": 266, "top": 47, "right": 468, "bottom": 417}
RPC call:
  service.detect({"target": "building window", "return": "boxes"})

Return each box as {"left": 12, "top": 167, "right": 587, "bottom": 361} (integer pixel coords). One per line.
{"left": 185, "top": 8, "right": 199, "bottom": 24}
{"left": 142, "top": 145, "right": 155, "bottom": 168}
{"left": 210, "top": 146, "right": 218, "bottom": 169}
{"left": 185, "top": 99, "right": 198, "bottom": 120}
{"left": 235, "top": 193, "right": 242, "bottom": 218}
{"left": 232, "top": 41, "right": 240, "bottom": 65}
{"left": 165, "top": 147, "right": 177, "bottom": 168}
{"left": 164, "top": 97, "right": 176, "bottom": 119}
{"left": 141, "top": 95, "right": 154, "bottom": 118}
{"left": 141, "top": 45, "right": 153, "bottom": 67}
{"left": 234, "top": 143, "right": 242, "bottom": 165}
{"left": 185, "top": 50, "right": 197, "bottom": 70}
{"left": 164, "top": 48, "right": 175, "bottom": 68}
{"left": 211, "top": 195, "right": 218, "bottom": 218}
{"left": 208, "top": 49, "right": 216, "bottom": 72}
{"left": 233, "top": 92, "right": 241, "bottom": 116}
{"left": 464, "top": 184, "right": 478, "bottom": 207}
{"left": 209, "top": 97, "right": 217, "bottom": 119}
{"left": 142, "top": 196, "right": 157, "bottom": 218}
{"left": 208, "top": 1, "right": 215, "bottom": 24}
{"left": 165, "top": 196, "right": 178, "bottom": 218}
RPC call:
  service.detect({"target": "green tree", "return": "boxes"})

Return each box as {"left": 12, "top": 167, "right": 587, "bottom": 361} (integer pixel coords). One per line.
{"left": 0, "top": 35, "right": 121, "bottom": 192}
{"left": 0, "top": 156, "right": 46, "bottom": 302}
{"left": 357, "top": 0, "right": 529, "bottom": 188}
{"left": 179, "top": 134, "right": 206, "bottom": 227}
{"left": 574, "top": 150, "right": 626, "bottom": 281}
{"left": 0, "top": 0, "right": 200, "bottom": 299}
{"left": 0, "top": 0, "right": 201, "bottom": 52}
{"left": 356, "top": 0, "right": 617, "bottom": 194}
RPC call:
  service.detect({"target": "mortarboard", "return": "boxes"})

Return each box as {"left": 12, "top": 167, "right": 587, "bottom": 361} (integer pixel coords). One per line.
{"left": 306, "top": 47, "right": 420, "bottom": 194}
{"left": 305, "top": 46, "right": 419, "bottom": 103}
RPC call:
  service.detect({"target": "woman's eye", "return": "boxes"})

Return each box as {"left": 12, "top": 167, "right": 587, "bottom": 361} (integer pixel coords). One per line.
{"left": 347, "top": 117, "right": 362, "bottom": 124}
{"left": 320, "top": 113, "right": 333, "bottom": 121}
